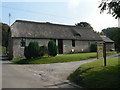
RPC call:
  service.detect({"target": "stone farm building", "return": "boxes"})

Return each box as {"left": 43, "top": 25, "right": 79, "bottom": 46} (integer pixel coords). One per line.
{"left": 100, "top": 35, "right": 115, "bottom": 51}
{"left": 7, "top": 20, "right": 103, "bottom": 59}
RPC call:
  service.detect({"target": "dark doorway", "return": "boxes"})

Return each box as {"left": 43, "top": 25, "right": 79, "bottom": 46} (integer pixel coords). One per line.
{"left": 58, "top": 39, "right": 63, "bottom": 54}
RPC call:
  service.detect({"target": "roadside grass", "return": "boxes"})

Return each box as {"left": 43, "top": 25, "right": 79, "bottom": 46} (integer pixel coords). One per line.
{"left": 106, "top": 51, "right": 117, "bottom": 56}
{"left": 11, "top": 53, "right": 97, "bottom": 64}
{"left": 68, "top": 57, "right": 120, "bottom": 88}
{"left": 11, "top": 51, "right": 117, "bottom": 64}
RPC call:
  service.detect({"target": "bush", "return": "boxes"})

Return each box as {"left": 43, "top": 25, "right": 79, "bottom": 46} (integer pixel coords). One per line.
{"left": 90, "top": 43, "right": 97, "bottom": 52}
{"left": 24, "top": 46, "right": 31, "bottom": 59}
{"left": 24, "top": 41, "right": 40, "bottom": 59}
{"left": 39, "top": 45, "right": 48, "bottom": 56}
{"left": 48, "top": 40, "right": 57, "bottom": 56}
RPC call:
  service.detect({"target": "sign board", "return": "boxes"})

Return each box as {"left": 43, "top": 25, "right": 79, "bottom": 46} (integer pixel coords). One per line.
{"left": 97, "top": 42, "right": 104, "bottom": 59}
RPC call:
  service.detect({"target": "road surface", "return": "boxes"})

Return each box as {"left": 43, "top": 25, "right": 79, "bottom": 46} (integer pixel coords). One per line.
{"left": 2, "top": 54, "right": 119, "bottom": 88}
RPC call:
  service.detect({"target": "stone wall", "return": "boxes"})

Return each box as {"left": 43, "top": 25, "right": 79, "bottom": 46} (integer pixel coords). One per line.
{"left": 63, "top": 40, "right": 92, "bottom": 53}
{"left": 26, "top": 38, "right": 50, "bottom": 46}
{"left": 12, "top": 38, "right": 50, "bottom": 59}
{"left": 7, "top": 31, "right": 13, "bottom": 59}
{"left": 74, "top": 41, "right": 90, "bottom": 52}
{"left": 11, "top": 38, "right": 97, "bottom": 59}
{"left": 106, "top": 43, "right": 115, "bottom": 51}
{"left": 63, "top": 40, "right": 72, "bottom": 53}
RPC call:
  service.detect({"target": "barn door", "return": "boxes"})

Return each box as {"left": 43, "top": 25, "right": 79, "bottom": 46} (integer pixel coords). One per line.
{"left": 58, "top": 39, "right": 63, "bottom": 54}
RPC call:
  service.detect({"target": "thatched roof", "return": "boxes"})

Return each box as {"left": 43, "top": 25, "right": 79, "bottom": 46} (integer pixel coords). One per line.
{"left": 100, "top": 35, "right": 114, "bottom": 43}
{"left": 10, "top": 20, "right": 102, "bottom": 41}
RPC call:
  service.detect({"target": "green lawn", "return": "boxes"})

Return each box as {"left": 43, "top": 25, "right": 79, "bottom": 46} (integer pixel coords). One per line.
{"left": 68, "top": 57, "right": 120, "bottom": 88}
{"left": 106, "top": 51, "right": 117, "bottom": 56}
{"left": 11, "top": 51, "right": 117, "bottom": 64}
{"left": 11, "top": 53, "right": 97, "bottom": 64}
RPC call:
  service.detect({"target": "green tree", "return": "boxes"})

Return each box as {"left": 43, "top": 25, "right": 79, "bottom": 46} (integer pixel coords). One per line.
{"left": 39, "top": 45, "right": 48, "bottom": 56}
{"left": 24, "top": 46, "right": 31, "bottom": 59}
{"left": 99, "top": 0, "right": 120, "bottom": 19}
{"left": 102, "top": 27, "right": 120, "bottom": 52}
{"left": 0, "top": 23, "right": 9, "bottom": 47}
{"left": 28, "top": 41, "right": 40, "bottom": 58}
{"left": 24, "top": 41, "right": 40, "bottom": 59}
{"left": 48, "top": 40, "right": 57, "bottom": 56}
{"left": 75, "top": 22, "right": 93, "bottom": 29}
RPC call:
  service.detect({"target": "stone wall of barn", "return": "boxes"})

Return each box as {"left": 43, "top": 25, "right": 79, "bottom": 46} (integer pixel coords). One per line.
{"left": 63, "top": 40, "right": 92, "bottom": 53}
{"left": 26, "top": 38, "right": 50, "bottom": 46}
{"left": 12, "top": 38, "right": 50, "bottom": 59}
{"left": 63, "top": 40, "right": 72, "bottom": 53}
{"left": 12, "top": 38, "right": 24, "bottom": 59}
{"left": 106, "top": 43, "right": 115, "bottom": 51}
{"left": 11, "top": 38, "right": 98, "bottom": 59}
{"left": 7, "top": 31, "right": 13, "bottom": 59}
{"left": 74, "top": 41, "right": 90, "bottom": 52}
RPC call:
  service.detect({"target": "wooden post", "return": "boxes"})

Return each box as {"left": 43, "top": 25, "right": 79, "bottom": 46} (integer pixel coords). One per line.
{"left": 103, "top": 42, "right": 106, "bottom": 66}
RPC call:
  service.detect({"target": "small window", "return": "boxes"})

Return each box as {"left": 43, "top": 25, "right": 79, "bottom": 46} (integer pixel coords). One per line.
{"left": 20, "top": 38, "right": 26, "bottom": 47}
{"left": 72, "top": 40, "right": 75, "bottom": 47}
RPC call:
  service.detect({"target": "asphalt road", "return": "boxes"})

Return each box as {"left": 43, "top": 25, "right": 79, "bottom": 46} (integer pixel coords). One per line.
{"left": 2, "top": 54, "right": 119, "bottom": 88}
{"left": 2, "top": 61, "right": 49, "bottom": 88}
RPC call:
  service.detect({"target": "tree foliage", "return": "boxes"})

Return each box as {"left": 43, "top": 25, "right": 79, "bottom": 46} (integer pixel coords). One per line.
{"left": 39, "top": 45, "right": 48, "bottom": 56}
{"left": 0, "top": 23, "right": 9, "bottom": 47}
{"left": 48, "top": 40, "right": 57, "bottom": 56}
{"left": 102, "top": 27, "right": 120, "bottom": 52}
{"left": 75, "top": 22, "right": 93, "bottom": 29}
{"left": 24, "top": 46, "right": 31, "bottom": 59}
{"left": 99, "top": 0, "right": 120, "bottom": 19}
{"left": 24, "top": 41, "right": 40, "bottom": 59}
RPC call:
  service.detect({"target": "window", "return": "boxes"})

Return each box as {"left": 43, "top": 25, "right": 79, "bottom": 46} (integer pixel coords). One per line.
{"left": 72, "top": 40, "right": 75, "bottom": 47}
{"left": 20, "top": 38, "right": 26, "bottom": 47}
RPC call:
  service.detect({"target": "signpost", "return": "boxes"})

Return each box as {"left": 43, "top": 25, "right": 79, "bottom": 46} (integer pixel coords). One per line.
{"left": 97, "top": 42, "right": 104, "bottom": 59}
{"left": 103, "top": 42, "right": 106, "bottom": 66}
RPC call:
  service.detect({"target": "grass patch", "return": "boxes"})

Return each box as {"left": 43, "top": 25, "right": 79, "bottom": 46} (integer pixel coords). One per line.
{"left": 68, "top": 57, "right": 120, "bottom": 88}
{"left": 11, "top": 51, "right": 117, "bottom": 64}
{"left": 11, "top": 53, "right": 97, "bottom": 64}
{"left": 106, "top": 51, "right": 117, "bottom": 56}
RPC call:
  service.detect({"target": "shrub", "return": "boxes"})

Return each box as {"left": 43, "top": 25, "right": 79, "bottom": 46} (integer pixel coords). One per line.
{"left": 24, "top": 41, "right": 40, "bottom": 59}
{"left": 48, "top": 40, "right": 57, "bottom": 56}
{"left": 90, "top": 43, "right": 97, "bottom": 52}
{"left": 24, "top": 46, "right": 31, "bottom": 59}
{"left": 39, "top": 45, "right": 48, "bottom": 56}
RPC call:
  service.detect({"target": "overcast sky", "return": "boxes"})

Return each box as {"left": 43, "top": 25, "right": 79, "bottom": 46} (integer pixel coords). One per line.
{"left": 1, "top": 0, "right": 118, "bottom": 32}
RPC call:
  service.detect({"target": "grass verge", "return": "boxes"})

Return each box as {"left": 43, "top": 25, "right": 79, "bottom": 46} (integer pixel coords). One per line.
{"left": 11, "top": 51, "right": 117, "bottom": 64}
{"left": 68, "top": 57, "right": 120, "bottom": 88}
{"left": 11, "top": 53, "right": 97, "bottom": 64}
